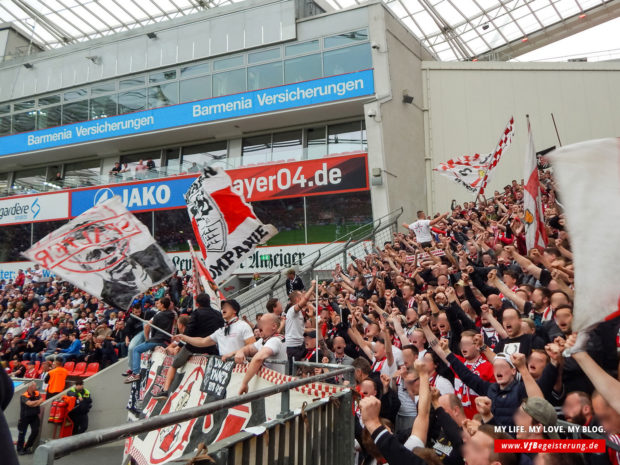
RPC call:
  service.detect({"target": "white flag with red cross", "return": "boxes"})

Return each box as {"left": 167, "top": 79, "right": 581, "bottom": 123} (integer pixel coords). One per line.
{"left": 548, "top": 138, "right": 620, "bottom": 331}
{"left": 185, "top": 167, "right": 277, "bottom": 284}
{"left": 523, "top": 117, "right": 548, "bottom": 252}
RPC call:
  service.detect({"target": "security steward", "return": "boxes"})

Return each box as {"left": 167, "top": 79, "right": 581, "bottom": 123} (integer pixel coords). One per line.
{"left": 17, "top": 382, "right": 43, "bottom": 455}
{"left": 66, "top": 380, "right": 92, "bottom": 435}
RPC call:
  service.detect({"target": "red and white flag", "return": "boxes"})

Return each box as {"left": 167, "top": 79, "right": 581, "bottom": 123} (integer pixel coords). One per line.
{"left": 434, "top": 116, "right": 514, "bottom": 195}
{"left": 477, "top": 116, "right": 515, "bottom": 195}
{"left": 187, "top": 241, "right": 222, "bottom": 311}
{"left": 185, "top": 167, "right": 277, "bottom": 284}
{"left": 548, "top": 138, "right": 620, "bottom": 331}
{"left": 523, "top": 117, "right": 548, "bottom": 251}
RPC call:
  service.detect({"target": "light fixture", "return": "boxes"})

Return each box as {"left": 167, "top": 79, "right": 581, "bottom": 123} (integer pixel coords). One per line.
{"left": 147, "top": 32, "right": 158, "bottom": 39}
{"left": 482, "top": 24, "right": 489, "bottom": 30}
{"left": 579, "top": 13, "right": 587, "bottom": 19}
{"left": 86, "top": 55, "right": 101, "bottom": 64}
{"left": 522, "top": 37, "right": 528, "bottom": 42}
{"left": 23, "top": 63, "right": 33, "bottom": 69}
{"left": 402, "top": 93, "right": 414, "bottom": 104}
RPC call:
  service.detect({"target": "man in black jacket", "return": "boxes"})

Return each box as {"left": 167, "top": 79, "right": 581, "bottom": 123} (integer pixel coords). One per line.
{"left": 285, "top": 269, "right": 304, "bottom": 295}
{"left": 16, "top": 382, "right": 43, "bottom": 455}
{"left": 153, "top": 293, "right": 224, "bottom": 399}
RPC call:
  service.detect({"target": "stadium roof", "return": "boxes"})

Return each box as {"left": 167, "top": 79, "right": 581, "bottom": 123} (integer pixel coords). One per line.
{"left": 0, "top": 0, "right": 618, "bottom": 62}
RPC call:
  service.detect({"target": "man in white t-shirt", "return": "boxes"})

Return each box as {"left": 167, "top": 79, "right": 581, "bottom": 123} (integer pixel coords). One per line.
{"left": 402, "top": 210, "right": 449, "bottom": 247}
{"left": 285, "top": 282, "right": 315, "bottom": 361}
{"left": 236, "top": 313, "right": 287, "bottom": 394}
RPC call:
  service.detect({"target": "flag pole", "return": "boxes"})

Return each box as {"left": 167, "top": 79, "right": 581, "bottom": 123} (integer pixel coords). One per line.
{"left": 187, "top": 240, "right": 200, "bottom": 309}
{"left": 550, "top": 113, "right": 562, "bottom": 147}
{"left": 315, "top": 276, "right": 319, "bottom": 364}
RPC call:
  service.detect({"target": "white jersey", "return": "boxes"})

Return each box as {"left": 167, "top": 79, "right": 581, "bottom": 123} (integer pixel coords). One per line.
{"left": 285, "top": 306, "right": 305, "bottom": 347}
{"left": 409, "top": 219, "right": 432, "bottom": 243}
{"left": 253, "top": 336, "right": 287, "bottom": 374}
{"left": 210, "top": 319, "right": 254, "bottom": 356}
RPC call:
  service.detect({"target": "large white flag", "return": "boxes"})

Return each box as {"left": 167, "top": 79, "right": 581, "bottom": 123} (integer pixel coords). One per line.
{"left": 548, "top": 138, "right": 620, "bottom": 331}
{"left": 523, "top": 118, "right": 548, "bottom": 251}
{"left": 433, "top": 117, "right": 514, "bottom": 195}
{"left": 185, "top": 167, "right": 277, "bottom": 284}
{"left": 23, "top": 196, "right": 175, "bottom": 310}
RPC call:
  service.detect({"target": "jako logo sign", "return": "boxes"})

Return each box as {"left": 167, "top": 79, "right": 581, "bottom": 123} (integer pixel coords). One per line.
{"left": 92, "top": 185, "right": 171, "bottom": 208}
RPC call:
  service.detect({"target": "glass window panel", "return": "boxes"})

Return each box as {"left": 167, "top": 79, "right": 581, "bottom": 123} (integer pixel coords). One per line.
{"left": 149, "top": 69, "right": 177, "bottom": 83}
{"left": 180, "top": 62, "right": 210, "bottom": 77}
{"left": 328, "top": 121, "right": 362, "bottom": 154}
{"left": 64, "top": 88, "right": 88, "bottom": 101}
{"left": 212, "top": 69, "right": 246, "bottom": 97}
{"left": 37, "top": 106, "right": 62, "bottom": 129}
{"left": 323, "top": 43, "right": 371, "bottom": 75}
{"left": 91, "top": 81, "right": 116, "bottom": 95}
{"left": 33, "top": 220, "right": 66, "bottom": 244}
{"left": 306, "top": 126, "right": 326, "bottom": 159}
{"left": 13, "top": 167, "right": 46, "bottom": 193}
{"left": 306, "top": 191, "right": 372, "bottom": 243}
{"left": 213, "top": 55, "right": 244, "bottom": 71}
{"left": 272, "top": 130, "right": 302, "bottom": 162}
{"left": 182, "top": 141, "right": 228, "bottom": 170}
{"left": 90, "top": 95, "right": 118, "bottom": 119}
{"left": 242, "top": 134, "right": 271, "bottom": 165}
{"left": 324, "top": 29, "right": 369, "bottom": 49}
{"left": 12, "top": 111, "right": 36, "bottom": 133}
{"left": 148, "top": 82, "right": 178, "bottom": 108}
{"left": 253, "top": 198, "right": 305, "bottom": 246}
{"left": 39, "top": 95, "right": 61, "bottom": 106}
{"left": 284, "top": 53, "right": 322, "bottom": 84}
{"left": 118, "top": 89, "right": 147, "bottom": 114}
{"left": 0, "top": 224, "right": 32, "bottom": 262}
{"left": 180, "top": 75, "right": 211, "bottom": 102}
{"left": 64, "top": 160, "right": 101, "bottom": 188}
{"left": 62, "top": 100, "right": 89, "bottom": 124}
{"left": 361, "top": 119, "right": 367, "bottom": 151}
{"left": 248, "top": 48, "right": 281, "bottom": 64}
{"left": 154, "top": 210, "right": 194, "bottom": 252}
{"left": 0, "top": 103, "right": 10, "bottom": 114}
{"left": 14, "top": 100, "right": 35, "bottom": 111}
{"left": 0, "top": 172, "right": 9, "bottom": 194}
{"left": 0, "top": 115, "right": 11, "bottom": 135}
{"left": 164, "top": 148, "right": 181, "bottom": 175}
{"left": 119, "top": 76, "right": 146, "bottom": 89}
{"left": 285, "top": 40, "right": 319, "bottom": 57}
{"left": 247, "top": 61, "right": 283, "bottom": 91}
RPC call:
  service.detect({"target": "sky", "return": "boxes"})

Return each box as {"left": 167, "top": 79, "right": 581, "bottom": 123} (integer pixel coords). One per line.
{"left": 514, "top": 17, "right": 620, "bottom": 62}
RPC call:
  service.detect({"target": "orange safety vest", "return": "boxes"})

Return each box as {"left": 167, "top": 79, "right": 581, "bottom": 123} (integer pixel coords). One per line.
{"left": 47, "top": 367, "right": 69, "bottom": 393}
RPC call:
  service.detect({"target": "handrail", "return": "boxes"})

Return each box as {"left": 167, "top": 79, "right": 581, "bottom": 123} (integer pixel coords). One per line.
{"left": 33, "top": 365, "right": 354, "bottom": 465}
{"left": 227, "top": 207, "right": 403, "bottom": 301}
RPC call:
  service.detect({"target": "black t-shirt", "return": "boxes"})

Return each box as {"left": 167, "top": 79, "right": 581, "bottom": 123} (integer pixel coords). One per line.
{"left": 494, "top": 333, "right": 545, "bottom": 356}
{"left": 149, "top": 310, "right": 175, "bottom": 344}
{"left": 355, "top": 287, "right": 372, "bottom": 300}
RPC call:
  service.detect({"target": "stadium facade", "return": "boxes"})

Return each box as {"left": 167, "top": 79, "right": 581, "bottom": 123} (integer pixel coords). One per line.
{"left": 0, "top": 0, "right": 619, "bottom": 283}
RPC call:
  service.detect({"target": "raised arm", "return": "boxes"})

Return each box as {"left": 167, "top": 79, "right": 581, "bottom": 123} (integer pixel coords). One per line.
{"left": 429, "top": 212, "right": 449, "bottom": 226}
{"left": 487, "top": 269, "right": 526, "bottom": 313}
{"left": 411, "top": 359, "right": 431, "bottom": 444}
{"left": 511, "top": 353, "right": 544, "bottom": 399}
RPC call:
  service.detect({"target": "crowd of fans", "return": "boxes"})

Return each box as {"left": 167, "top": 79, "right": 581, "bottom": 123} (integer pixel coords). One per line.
{"left": 2, "top": 169, "right": 620, "bottom": 465}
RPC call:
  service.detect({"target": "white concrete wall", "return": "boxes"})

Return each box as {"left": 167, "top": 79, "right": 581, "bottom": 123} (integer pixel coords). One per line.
{"left": 422, "top": 61, "right": 620, "bottom": 213}
{"left": 366, "top": 3, "right": 434, "bottom": 223}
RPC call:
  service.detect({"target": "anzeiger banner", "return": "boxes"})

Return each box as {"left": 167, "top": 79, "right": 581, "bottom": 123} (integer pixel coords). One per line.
{"left": 230, "top": 152, "right": 369, "bottom": 202}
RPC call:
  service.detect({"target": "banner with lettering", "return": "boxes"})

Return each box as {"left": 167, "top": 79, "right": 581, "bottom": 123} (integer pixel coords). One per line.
{"left": 185, "top": 167, "right": 277, "bottom": 283}
{"left": 126, "top": 348, "right": 341, "bottom": 465}
{"left": 22, "top": 196, "right": 175, "bottom": 310}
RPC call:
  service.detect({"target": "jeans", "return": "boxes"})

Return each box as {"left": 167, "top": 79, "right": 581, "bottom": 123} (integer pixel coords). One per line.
{"left": 127, "top": 333, "right": 145, "bottom": 369}
{"left": 131, "top": 341, "right": 161, "bottom": 374}
{"left": 53, "top": 353, "right": 76, "bottom": 363}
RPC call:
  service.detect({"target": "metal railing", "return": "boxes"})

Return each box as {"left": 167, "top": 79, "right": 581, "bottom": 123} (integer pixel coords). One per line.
{"left": 33, "top": 363, "right": 354, "bottom": 465}
{"left": 230, "top": 207, "right": 404, "bottom": 320}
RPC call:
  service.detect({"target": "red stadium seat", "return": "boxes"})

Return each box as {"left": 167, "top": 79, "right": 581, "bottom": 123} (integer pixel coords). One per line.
{"left": 80, "top": 363, "right": 100, "bottom": 378}
{"left": 63, "top": 361, "right": 75, "bottom": 373}
{"left": 8, "top": 361, "right": 17, "bottom": 373}
{"left": 69, "top": 362, "right": 87, "bottom": 376}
